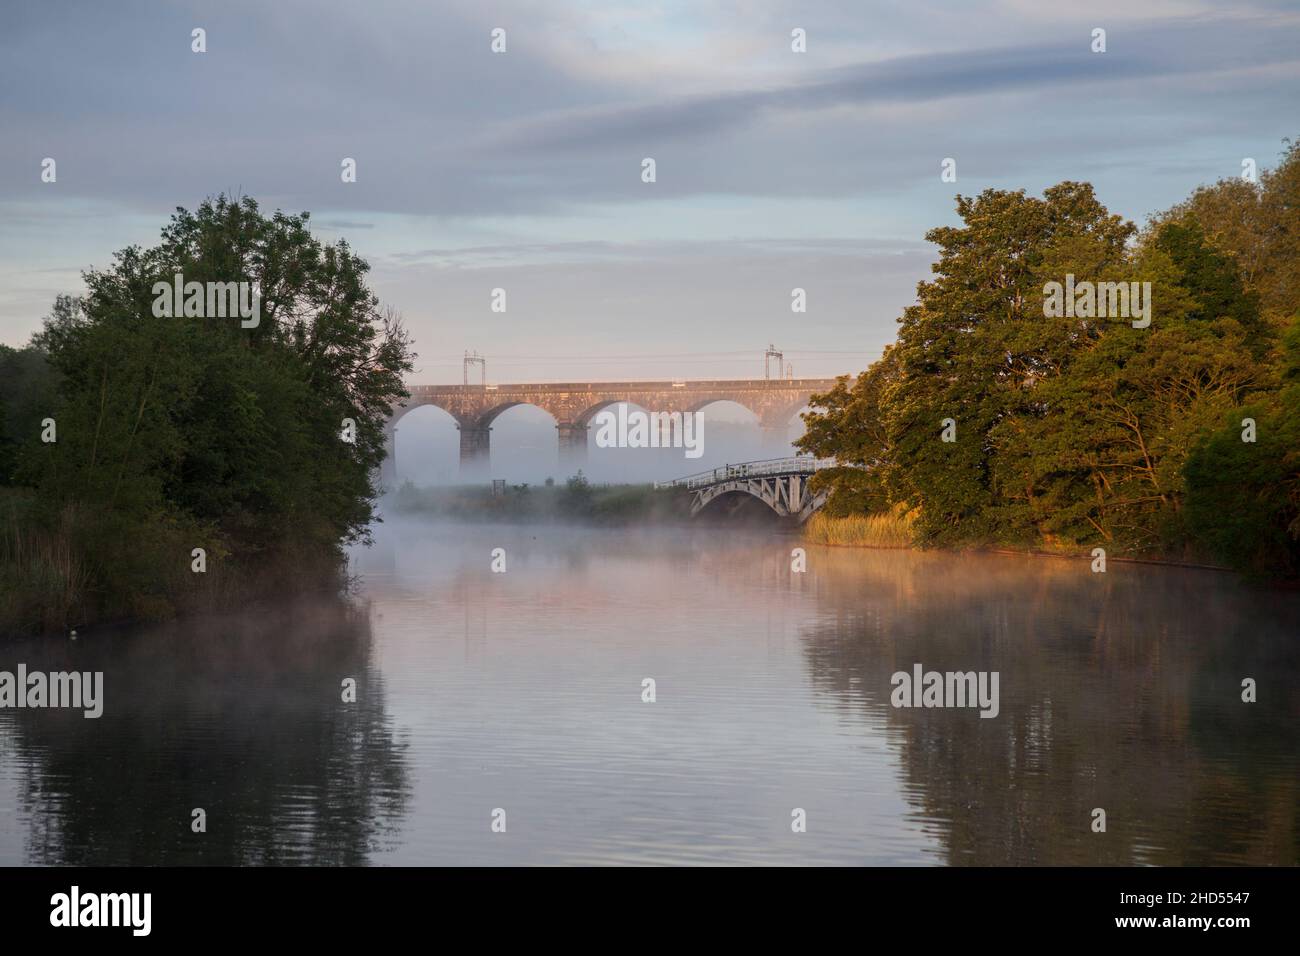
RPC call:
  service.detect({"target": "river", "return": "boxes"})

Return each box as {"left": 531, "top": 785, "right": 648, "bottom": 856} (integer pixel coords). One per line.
{"left": 1, "top": 519, "right": 1296, "bottom": 865}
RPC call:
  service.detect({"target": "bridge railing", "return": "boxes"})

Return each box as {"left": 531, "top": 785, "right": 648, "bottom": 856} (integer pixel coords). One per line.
{"left": 654, "top": 456, "right": 839, "bottom": 490}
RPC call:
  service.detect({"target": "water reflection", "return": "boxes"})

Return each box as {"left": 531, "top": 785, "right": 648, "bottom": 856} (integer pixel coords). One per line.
{"left": 1, "top": 521, "right": 1295, "bottom": 866}
{"left": 799, "top": 548, "right": 1300, "bottom": 865}
{"left": 0, "top": 603, "right": 410, "bottom": 865}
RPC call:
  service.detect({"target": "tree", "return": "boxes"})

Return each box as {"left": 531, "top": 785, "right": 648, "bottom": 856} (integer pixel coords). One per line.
{"left": 15, "top": 195, "right": 414, "bottom": 625}
{"left": 1158, "top": 138, "right": 1300, "bottom": 326}
{"left": 558, "top": 470, "right": 594, "bottom": 517}
{"left": 1005, "top": 222, "right": 1267, "bottom": 553}
{"left": 796, "top": 346, "right": 901, "bottom": 516}
{"left": 0, "top": 301, "right": 67, "bottom": 485}
{"left": 797, "top": 172, "right": 1288, "bottom": 572}
{"left": 1184, "top": 316, "right": 1300, "bottom": 576}
{"left": 885, "top": 182, "right": 1133, "bottom": 544}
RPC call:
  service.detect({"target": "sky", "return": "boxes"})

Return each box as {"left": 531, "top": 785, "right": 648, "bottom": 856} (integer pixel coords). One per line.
{"left": 2, "top": 0, "right": 1298, "bottom": 384}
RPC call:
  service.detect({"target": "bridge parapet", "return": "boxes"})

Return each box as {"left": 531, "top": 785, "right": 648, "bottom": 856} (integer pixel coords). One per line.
{"left": 654, "top": 456, "right": 838, "bottom": 490}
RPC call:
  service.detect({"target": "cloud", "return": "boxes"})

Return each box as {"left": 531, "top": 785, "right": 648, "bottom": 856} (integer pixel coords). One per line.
{"left": 382, "top": 236, "right": 928, "bottom": 268}
{"left": 1, "top": 0, "right": 1298, "bottom": 364}
{"left": 2, "top": 3, "right": 1296, "bottom": 218}
{"left": 314, "top": 219, "right": 376, "bottom": 231}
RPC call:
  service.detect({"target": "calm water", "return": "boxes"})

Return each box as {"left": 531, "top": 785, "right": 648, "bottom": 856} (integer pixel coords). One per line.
{"left": 1, "top": 520, "right": 1296, "bottom": 866}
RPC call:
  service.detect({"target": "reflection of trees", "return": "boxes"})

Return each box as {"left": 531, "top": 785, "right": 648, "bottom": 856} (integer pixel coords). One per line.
{"left": 6, "top": 601, "right": 410, "bottom": 865}
{"left": 799, "top": 548, "right": 1299, "bottom": 865}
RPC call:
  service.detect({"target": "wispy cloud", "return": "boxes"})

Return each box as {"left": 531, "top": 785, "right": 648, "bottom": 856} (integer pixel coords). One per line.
{"left": 0, "top": 1, "right": 1297, "bottom": 374}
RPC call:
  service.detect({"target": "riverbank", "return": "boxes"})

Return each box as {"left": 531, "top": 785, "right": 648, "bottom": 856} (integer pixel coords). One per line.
{"left": 1, "top": 488, "right": 350, "bottom": 639}
{"left": 803, "top": 509, "right": 1245, "bottom": 575}
{"left": 389, "top": 477, "right": 693, "bottom": 526}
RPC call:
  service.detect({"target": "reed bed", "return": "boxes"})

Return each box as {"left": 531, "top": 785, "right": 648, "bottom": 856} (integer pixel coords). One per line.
{"left": 803, "top": 506, "right": 916, "bottom": 549}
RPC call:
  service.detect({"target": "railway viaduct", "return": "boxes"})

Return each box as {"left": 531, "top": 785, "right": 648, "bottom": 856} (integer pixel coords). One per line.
{"left": 382, "top": 378, "right": 841, "bottom": 483}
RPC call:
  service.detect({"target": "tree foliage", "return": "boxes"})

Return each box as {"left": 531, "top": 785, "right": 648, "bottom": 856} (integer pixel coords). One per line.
{"left": 799, "top": 143, "right": 1300, "bottom": 577}
{"left": 2, "top": 196, "right": 414, "bottom": 629}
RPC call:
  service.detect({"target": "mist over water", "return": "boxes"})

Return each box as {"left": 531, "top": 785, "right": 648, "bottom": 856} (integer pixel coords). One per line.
{"left": 1, "top": 514, "right": 1295, "bottom": 865}
{"left": 392, "top": 402, "right": 807, "bottom": 485}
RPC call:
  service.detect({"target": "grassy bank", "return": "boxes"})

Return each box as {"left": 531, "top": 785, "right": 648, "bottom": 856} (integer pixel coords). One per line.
{"left": 802, "top": 504, "right": 1239, "bottom": 573}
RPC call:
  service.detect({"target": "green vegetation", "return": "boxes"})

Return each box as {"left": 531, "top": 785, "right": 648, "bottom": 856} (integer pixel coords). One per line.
{"left": 799, "top": 141, "right": 1300, "bottom": 579}
{"left": 392, "top": 473, "right": 691, "bottom": 525}
{"left": 0, "top": 196, "right": 414, "bottom": 635}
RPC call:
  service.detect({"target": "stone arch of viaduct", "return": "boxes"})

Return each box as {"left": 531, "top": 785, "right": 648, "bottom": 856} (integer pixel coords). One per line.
{"left": 381, "top": 378, "right": 841, "bottom": 483}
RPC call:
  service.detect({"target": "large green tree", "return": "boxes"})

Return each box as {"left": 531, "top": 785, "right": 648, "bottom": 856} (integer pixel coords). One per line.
{"left": 1005, "top": 222, "right": 1267, "bottom": 553}
{"left": 14, "top": 196, "right": 413, "bottom": 625}
{"left": 799, "top": 157, "right": 1293, "bottom": 575}
{"left": 878, "top": 182, "right": 1133, "bottom": 545}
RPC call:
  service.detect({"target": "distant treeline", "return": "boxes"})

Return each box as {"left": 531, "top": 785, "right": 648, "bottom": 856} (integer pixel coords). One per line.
{"left": 391, "top": 475, "right": 691, "bottom": 526}
{"left": 0, "top": 196, "right": 414, "bottom": 635}
{"left": 799, "top": 141, "right": 1300, "bottom": 579}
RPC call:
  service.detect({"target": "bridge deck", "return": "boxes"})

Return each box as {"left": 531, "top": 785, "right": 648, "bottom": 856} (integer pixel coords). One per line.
{"left": 655, "top": 456, "right": 838, "bottom": 490}
{"left": 407, "top": 378, "right": 840, "bottom": 395}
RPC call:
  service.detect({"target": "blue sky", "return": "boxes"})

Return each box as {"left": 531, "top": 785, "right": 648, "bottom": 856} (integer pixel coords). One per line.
{"left": 2, "top": 0, "right": 1298, "bottom": 381}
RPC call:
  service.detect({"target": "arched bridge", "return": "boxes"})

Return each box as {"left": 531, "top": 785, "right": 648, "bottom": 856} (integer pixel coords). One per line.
{"left": 383, "top": 378, "right": 840, "bottom": 483}
{"left": 655, "top": 456, "right": 838, "bottom": 523}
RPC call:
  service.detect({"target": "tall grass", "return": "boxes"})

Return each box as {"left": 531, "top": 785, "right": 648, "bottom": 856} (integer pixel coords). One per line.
{"left": 804, "top": 506, "right": 916, "bottom": 549}
{"left": 0, "top": 487, "right": 350, "bottom": 638}
{"left": 0, "top": 497, "right": 90, "bottom": 634}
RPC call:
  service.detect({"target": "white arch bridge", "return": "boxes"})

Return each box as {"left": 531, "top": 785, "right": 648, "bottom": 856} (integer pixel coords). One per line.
{"left": 655, "top": 456, "right": 838, "bottom": 523}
